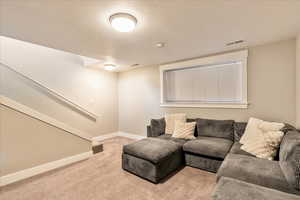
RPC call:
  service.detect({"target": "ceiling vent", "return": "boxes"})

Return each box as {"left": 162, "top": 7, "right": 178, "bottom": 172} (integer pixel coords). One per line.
{"left": 131, "top": 64, "right": 140, "bottom": 67}
{"left": 226, "top": 40, "right": 245, "bottom": 46}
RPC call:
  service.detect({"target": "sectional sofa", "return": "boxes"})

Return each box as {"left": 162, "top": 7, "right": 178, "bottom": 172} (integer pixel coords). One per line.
{"left": 122, "top": 118, "right": 300, "bottom": 200}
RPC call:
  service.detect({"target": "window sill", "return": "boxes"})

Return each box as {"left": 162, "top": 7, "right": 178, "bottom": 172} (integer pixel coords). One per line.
{"left": 160, "top": 103, "right": 248, "bottom": 109}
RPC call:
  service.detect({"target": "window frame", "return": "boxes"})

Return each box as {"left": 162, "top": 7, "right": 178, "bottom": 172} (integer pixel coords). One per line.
{"left": 160, "top": 50, "right": 248, "bottom": 109}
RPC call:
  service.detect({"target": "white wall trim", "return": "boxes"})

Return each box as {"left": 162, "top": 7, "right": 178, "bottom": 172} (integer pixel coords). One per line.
{"left": 92, "top": 132, "right": 120, "bottom": 141}
{"left": 0, "top": 151, "right": 93, "bottom": 187}
{"left": 160, "top": 49, "right": 248, "bottom": 108}
{"left": 160, "top": 102, "right": 248, "bottom": 109}
{"left": 118, "top": 131, "right": 147, "bottom": 140}
{"left": 160, "top": 50, "right": 248, "bottom": 71}
{"left": 93, "top": 131, "right": 146, "bottom": 141}
{"left": 0, "top": 95, "right": 93, "bottom": 141}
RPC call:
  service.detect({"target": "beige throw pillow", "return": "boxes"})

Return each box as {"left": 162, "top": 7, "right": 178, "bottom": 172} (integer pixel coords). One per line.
{"left": 240, "top": 118, "right": 285, "bottom": 160}
{"left": 258, "top": 121, "right": 285, "bottom": 132}
{"left": 241, "top": 131, "right": 284, "bottom": 160}
{"left": 239, "top": 118, "right": 264, "bottom": 145}
{"left": 165, "top": 113, "right": 186, "bottom": 134}
{"left": 172, "top": 120, "right": 196, "bottom": 139}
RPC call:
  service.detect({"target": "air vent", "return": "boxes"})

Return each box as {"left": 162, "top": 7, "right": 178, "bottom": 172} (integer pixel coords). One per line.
{"left": 226, "top": 40, "right": 245, "bottom": 46}
{"left": 131, "top": 64, "right": 140, "bottom": 67}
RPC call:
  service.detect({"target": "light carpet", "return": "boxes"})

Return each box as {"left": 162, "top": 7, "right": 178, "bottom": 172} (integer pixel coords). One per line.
{"left": 0, "top": 136, "right": 216, "bottom": 200}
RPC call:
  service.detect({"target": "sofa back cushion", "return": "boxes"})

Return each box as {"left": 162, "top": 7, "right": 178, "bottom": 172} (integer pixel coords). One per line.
{"left": 279, "top": 130, "right": 300, "bottom": 191}
{"left": 196, "top": 118, "right": 234, "bottom": 140}
{"left": 234, "top": 122, "right": 247, "bottom": 142}
{"left": 150, "top": 118, "right": 166, "bottom": 137}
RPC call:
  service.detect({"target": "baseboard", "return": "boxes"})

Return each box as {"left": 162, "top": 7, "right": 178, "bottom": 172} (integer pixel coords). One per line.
{"left": 93, "top": 131, "right": 146, "bottom": 141}
{"left": 92, "top": 132, "right": 119, "bottom": 141}
{"left": 0, "top": 151, "right": 93, "bottom": 187}
{"left": 118, "top": 131, "right": 146, "bottom": 140}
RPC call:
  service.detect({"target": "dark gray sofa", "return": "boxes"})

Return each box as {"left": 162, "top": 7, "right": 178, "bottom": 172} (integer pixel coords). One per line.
{"left": 216, "top": 129, "right": 300, "bottom": 199}
{"left": 123, "top": 117, "right": 300, "bottom": 199}
{"left": 147, "top": 118, "right": 235, "bottom": 173}
{"left": 213, "top": 177, "right": 300, "bottom": 200}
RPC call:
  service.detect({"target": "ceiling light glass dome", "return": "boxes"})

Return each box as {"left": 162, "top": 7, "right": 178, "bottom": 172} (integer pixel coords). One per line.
{"left": 109, "top": 13, "right": 137, "bottom": 32}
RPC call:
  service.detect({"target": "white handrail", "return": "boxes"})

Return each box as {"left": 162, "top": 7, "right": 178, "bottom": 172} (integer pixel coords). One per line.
{"left": 0, "top": 95, "right": 92, "bottom": 141}
{"left": 0, "top": 63, "right": 99, "bottom": 121}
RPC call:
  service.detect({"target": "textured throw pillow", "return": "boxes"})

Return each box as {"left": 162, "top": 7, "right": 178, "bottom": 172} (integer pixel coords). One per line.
{"left": 165, "top": 113, "right": 186, "bottom": 134}
{"left": 172, "top": 120, "right": 196, "bottom": 139}
{"left": 259, "top": 121, "right": 285, "bottom": 132}
{"left": 241, "top": 118, "right": 285, "bottom": 160}
{"left": 241, "top": 131, "right": 284, "bottom": 160}
{"left": 239, "top": 118, "right": 264, "bottom": 145}
{"left": 186, "top": 118, "right": 198, "bottom": 137}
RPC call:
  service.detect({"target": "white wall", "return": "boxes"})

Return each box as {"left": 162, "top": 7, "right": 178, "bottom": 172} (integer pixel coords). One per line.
{"left": 1, "top": 105, "right": 91, "bottom": 176}
{"left": 0, "top": 36, "right": 118, "bottom": 137}
{"left": 118, "top": 39, "right": 296, "bottom": 136}
{"left": 1, "top": 36, "right": 298, "bottom": 137}
{"left": 296, "top": 34, "right": 300, "bottom": 128}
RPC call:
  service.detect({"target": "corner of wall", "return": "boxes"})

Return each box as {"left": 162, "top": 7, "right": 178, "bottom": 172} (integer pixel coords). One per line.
{"left": 296, "top": 34, "right": 300, "bottom": 128}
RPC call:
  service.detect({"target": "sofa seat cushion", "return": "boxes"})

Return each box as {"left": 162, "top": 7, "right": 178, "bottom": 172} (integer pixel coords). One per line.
{"left": 157, "top": 134, "right": 189, "bottom": 145}
{"left": 185, "top": 153, "right": 223, "bottom": 172}
{"left": 217, "top": 154, "right": 298, "bottom": 194}
{"left": 123, "top": 138, "right": 182, "bottom": 164}
{"left": 213, "top": 177, "right": 300, "bottom": 200}
{"left": 230, "top": 142, "right": 254, "bottom": 157}
{"left": 183, "top": 136, "right": 233, "bottom": 159}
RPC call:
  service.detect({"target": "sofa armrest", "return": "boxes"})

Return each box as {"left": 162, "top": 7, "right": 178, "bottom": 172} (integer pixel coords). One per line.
{"left": 147, "top": 125, "right": 165, "bottom": 138}
{"left": 147, "top": 118, "right": 166, "bottom": 137}
{"left": 147, "top": 125, "right": 153, "bottom": 137}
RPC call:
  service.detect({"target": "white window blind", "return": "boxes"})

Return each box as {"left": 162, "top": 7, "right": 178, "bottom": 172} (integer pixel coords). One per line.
{"left": 164, "top": 62, "right": 242, "bottom": 103}
{"left": 160, "top": 50, "right": 248, "bottom": 108}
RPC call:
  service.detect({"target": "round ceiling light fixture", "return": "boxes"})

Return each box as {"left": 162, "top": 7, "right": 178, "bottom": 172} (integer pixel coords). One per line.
{"left": 156, "top": 42, "right": 165, "bottom": 48}
{"left": 104, "top": 64, "right": 117, "bottom": 71}
{"left": 109, "top": 13, "right": 137, "bottom": 32}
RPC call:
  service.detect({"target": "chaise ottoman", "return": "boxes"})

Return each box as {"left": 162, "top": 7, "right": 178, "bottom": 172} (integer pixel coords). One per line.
{"left": 122, "top": 138, "right": 184, "bottom": 183}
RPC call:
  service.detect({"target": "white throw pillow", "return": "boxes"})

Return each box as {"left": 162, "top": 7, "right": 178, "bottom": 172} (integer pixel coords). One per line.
{"left": 239, "top": 118, "right": 264, "bottom": 145}
{"left": 165, "top": 113, "right": 186, "bottom": 134}
{"left": 240, "top": 118, "right": 285, "bottom": 160}
{"left": 258, "top": 121, "right": 285, "bottom": 132}
{"left": 172, "top": 120, "right": 196, "bottom": 139}
{"left": 241, "top": 131, "right": 284, "bottom": 160}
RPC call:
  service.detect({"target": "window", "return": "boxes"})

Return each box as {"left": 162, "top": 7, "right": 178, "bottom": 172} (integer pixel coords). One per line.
{"left": 160, "top": 50, "right": 248, "bottom": 108}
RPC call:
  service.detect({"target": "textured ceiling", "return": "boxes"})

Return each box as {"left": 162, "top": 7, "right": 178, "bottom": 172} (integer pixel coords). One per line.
{"left": 1, "top": 0, "right": 300, "bottom": 71}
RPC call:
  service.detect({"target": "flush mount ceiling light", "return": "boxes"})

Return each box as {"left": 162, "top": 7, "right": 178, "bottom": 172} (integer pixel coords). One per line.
{"left": 104, "top": 64, "right": 117, "bottom": 71}
{"left": 109, "top": 13, "right": 137, "bottom": 32}
{"left": 156, "top": 42, "right": 165, "bottom": 48}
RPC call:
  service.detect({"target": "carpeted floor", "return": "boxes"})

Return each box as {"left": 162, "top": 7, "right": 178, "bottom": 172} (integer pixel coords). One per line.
{"left": 0, "top": 137, "right": 216, "bottom": 200}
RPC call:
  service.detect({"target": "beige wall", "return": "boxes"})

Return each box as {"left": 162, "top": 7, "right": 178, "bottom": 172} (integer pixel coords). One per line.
{"left": 296, "top": 35, "right": 300, "bottom": 128}
{"left": 0, "top": 37, "right": 119, "bottom": 137}
{"left": 0, "top": 105, "right": 91, "bottom": 176}
{"left": 118, "top": 39, "right": 296, "bottom": 136}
